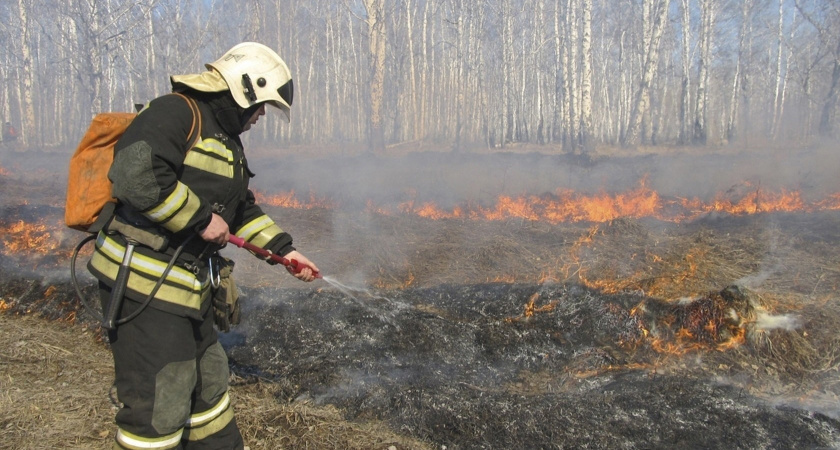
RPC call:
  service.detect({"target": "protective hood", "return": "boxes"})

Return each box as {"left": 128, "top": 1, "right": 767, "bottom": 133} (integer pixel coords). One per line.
{"left": 170, "top": 69, "right": 229, "bottom": 94}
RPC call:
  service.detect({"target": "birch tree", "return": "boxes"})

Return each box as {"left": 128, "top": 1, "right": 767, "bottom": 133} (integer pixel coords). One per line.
{"left": 579, "top": 0, "right": 594, "bottom": 152}
{"left": 678, "top": 0, "right": 691, "bottom": 144}
{"left": 567, "top": 0, "right": 579, "bottom": 150}
{"left": 362, "top": 0, "right": 386, "bottom": 152}
{"left": 1, "top": 0, "right": 838, "bottom": 151}
{"left": 770, "top": 0, "right": 786, "bottom": 138}
{"left": 623, "top": 0, "right": 670, "bottom": 146}
{"left": 796, "top": 0, "right": 840, "bottom": 138}
{"left": 692, "top": 0, "right": 714, "bottom": 145}
{"left": 16, "top": 0, "right": 34, "bottom": 147}
{"left": 727, "top": 0, "right": 754, "bottom": 142}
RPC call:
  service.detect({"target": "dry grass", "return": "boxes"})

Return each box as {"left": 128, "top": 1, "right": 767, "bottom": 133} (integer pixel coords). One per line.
{"left": 0, "top": 315, "right": 114, "bottom": 449}
{"left": 0, "top": 314, "right": 431, "bottom": 450}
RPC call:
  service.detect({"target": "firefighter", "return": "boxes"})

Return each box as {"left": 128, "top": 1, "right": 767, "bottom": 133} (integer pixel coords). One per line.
{"left": 87, "top": 42, "right": 318, "bottom": 449}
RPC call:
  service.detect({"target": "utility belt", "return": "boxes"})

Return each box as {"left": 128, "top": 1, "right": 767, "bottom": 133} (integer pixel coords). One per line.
{"left": 102, "top": 207, "right": 240, "bottom": 332}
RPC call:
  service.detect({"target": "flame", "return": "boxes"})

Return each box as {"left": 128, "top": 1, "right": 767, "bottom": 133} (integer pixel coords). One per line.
{"left": 1, "top": 220, "right": 61, "bottom": 255}
{"left": 254, "top": 189, "right": 337, "bottom": 209}
{"left": 259, "top": 177, "right": 840, "bottom": 224}
{"left": 373, "top": 270, "right": 415, "bottom": 289}
{"left": 679, "top": 186, "right": 809, "bottom": 216}
{"left": 815, "top": 192, "right": 840, "bottom": 210}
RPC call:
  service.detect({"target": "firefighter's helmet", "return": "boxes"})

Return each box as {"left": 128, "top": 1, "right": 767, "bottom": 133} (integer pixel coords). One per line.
{"left": 206, "top": 42, "right": 294, "bottom": 122}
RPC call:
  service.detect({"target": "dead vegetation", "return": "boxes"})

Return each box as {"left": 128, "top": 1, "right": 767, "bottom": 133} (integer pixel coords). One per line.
{"left": 0, "top": 314, "right": 432, "bottom": 450}
{"left": 3, "top": 205, "right": 840, "bottom": 448}
{"left": 3, "top": 149, "right": 840, "bottom": 448}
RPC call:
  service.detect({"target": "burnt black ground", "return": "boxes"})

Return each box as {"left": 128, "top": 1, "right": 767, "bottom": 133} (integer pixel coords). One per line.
{"left": 6, "top": 272, "right": 840, "bottom": 449}
{"left": 214, "top": 282, "right": 840, "bottom": 449}
{"left": 4, "top": 276, "right": 838, "bottom": 449}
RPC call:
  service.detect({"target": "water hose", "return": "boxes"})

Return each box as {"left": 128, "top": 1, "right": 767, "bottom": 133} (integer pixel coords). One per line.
{"left": 228, "top": 235, "right": 321, "bottom": 279}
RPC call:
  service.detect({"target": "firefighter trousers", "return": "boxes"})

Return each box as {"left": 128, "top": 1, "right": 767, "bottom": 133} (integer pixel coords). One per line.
{"left": 99, "top": 283, "right": 244, "bottom": 450}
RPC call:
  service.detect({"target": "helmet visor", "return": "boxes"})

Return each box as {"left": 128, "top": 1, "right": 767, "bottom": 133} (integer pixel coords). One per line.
{"left": 278, "top": 79, "right": 293, "bottom": 107}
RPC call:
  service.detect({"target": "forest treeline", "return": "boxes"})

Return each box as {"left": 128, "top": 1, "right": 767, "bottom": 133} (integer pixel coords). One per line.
{"left": 0, "top": 0, "right": 837, "bottom": 152}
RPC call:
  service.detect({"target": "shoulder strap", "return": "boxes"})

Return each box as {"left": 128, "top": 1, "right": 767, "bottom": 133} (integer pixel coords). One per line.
{"left": 171, "top": 92, "right": 202, "bottom": 149}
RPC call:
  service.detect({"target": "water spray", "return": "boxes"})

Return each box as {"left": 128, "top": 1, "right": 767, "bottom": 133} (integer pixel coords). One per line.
{"left": 227, "top": 235, "right": 407, "bottom": 326}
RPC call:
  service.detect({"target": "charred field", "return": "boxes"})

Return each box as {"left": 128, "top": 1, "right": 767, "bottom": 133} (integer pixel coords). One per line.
{"left": 3, "top": 146, "right": 840, "bottom": 449}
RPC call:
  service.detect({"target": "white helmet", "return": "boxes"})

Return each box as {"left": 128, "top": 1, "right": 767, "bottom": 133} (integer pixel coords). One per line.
{"left": 206, "top": 42, "right": 294, "bottom": 122}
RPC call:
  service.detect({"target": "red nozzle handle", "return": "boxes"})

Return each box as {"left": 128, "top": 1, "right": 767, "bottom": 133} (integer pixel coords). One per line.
{"left": 228, "top": 235, "right": 321, "bottom": 278}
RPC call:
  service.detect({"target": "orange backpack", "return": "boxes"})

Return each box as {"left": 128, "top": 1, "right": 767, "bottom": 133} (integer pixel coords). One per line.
{"left": 65, "top": 94, "right": 200, "bottom": 232}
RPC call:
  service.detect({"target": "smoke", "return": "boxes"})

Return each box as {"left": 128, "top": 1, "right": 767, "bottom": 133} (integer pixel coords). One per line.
{"left": 754, "top": 311, "right": 801, "bottom": 331}
{"left": 251, "top": 144, "right": 840, "bottom": 210}
{"left": 735, "top": 222, "right": 786, "bottom": 290}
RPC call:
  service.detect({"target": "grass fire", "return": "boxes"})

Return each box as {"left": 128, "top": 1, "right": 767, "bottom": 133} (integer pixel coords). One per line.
{"left": 2, "top": 147, "right": 840, "bottom": 449}
{"left": 5, "top": 1, "right": 840, "bottom": 446}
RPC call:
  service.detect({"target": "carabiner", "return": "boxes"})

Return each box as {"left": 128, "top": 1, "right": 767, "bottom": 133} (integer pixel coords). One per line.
{"left": 208, "top": 256, "right": 221, "bottom": 289}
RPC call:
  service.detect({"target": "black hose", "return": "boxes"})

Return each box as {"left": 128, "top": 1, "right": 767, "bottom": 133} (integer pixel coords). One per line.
{"left": 70, "top": 234, "right": 101, "bottom": 321}
{"left": 115, "top": 234, "right": 194, "bottom": 326}
{"left": 70, "top": 233, "right": 195, "bottom": 327}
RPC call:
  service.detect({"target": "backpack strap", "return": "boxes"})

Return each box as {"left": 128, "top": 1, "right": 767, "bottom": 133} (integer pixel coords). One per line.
{"left": 88, "top": 201, "right": 117, "bottom": 234}
{"left": 171, "top": 92, "right": 202, "bottom": 149}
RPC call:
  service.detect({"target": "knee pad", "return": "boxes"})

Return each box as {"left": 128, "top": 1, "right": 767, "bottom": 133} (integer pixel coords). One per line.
{"left": 198, "top": 341, "right": 230, "bottom": 405}
{"left": 152, "top": 359, "right": 197, "bottom": 433}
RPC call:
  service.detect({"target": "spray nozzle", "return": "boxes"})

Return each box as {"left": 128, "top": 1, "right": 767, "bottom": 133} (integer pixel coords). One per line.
{"left": 228, "top": 235, "right": 321, "bottom": 279}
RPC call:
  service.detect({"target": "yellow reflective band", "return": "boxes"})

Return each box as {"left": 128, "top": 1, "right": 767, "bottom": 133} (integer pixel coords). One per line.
{"left": 161, "top": 186, "right": 203, "bottom": 233}
{"left": 235, "top": 215, "right": 280, "bottom": 242}
{"left": 248, "top": 224, "right": 284, "bottom": 249}
{"left": 147, "top": 183, "right": 189, "bottom": 223}
{"left": 91, "top": 234, "right": 209, "bottom": 311}
{"left": 184, "top": 403, "right": 234, "bottom": 442}
{"left": 116, "top": 427, "right": 183, "bottom": 449}
{"left": 186, "top": 392, "right": 230, "bottom": 428}
{"left": 90, "top": 252, "right": 208, "bottom": 311}
{"left": 194, "top": 138, "right": 230, "bottom": 159}
{"left": 95, "top": 234, "right": 198, "bottom": 288}
{"left": 185, "top": 139, "right": 234, "bottom": 178}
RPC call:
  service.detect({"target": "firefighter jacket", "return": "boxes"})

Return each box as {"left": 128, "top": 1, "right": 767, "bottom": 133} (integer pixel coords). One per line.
{"left": 88, "top": 90, "right": 294, "bottom": 320}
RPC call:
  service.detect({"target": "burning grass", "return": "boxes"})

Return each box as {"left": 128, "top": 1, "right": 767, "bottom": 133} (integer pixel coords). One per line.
{"left": 3, "top": 149, "right": 840, "bottom": 448}
{"left": 255, "top": 179, "right": 840, "bottom": 224}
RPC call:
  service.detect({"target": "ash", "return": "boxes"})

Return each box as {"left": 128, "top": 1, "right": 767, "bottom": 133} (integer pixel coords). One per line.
{"left": 222, "top": 282, "right": 840, "bottom": 449}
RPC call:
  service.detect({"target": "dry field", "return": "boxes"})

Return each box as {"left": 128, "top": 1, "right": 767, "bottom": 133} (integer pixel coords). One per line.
{"left": 2, "top": 144, "right": 840, "bottom": 448}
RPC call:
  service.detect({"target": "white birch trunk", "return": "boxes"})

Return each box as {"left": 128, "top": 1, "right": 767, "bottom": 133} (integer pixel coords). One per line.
{"left": 579, "top": 0, "right": 594, "bottom": 152}
{"left": 771, "top": 0, "right": 784, "bottom": 136}
{"left": 362, "top": 0, "right": 386, "bottom": 152}
{"left": 693, "top": 0, "right": 713, "bottom": 145}
{"left": 17, "top": 0, "right": 35, "bottom": 147}
{"left": 567, "top": 0, "right": 579, "bottom": 148}
{"left": 623, "top": 0, "right": 670, "bottom": 146}
{"left": 679, "top": 0, "right": 691, "bottom": 144}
